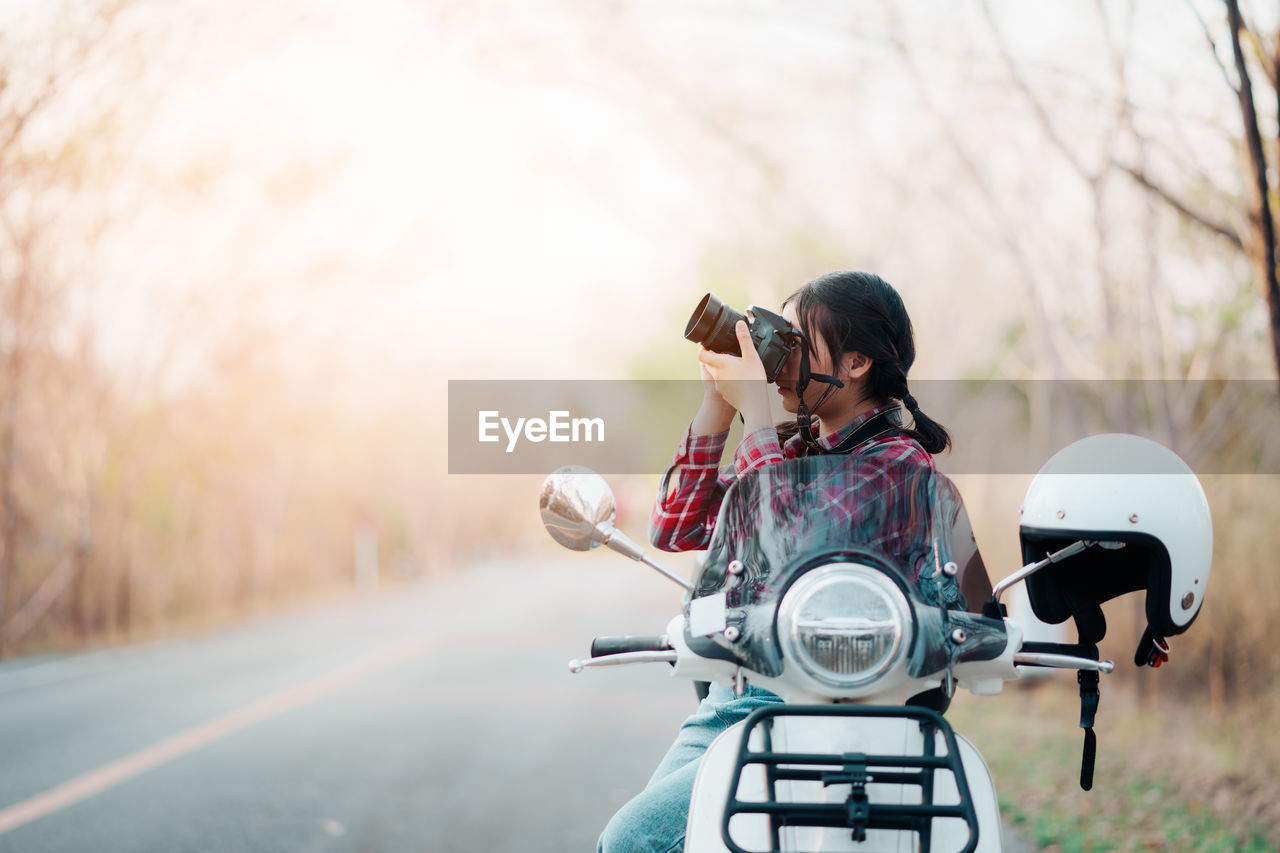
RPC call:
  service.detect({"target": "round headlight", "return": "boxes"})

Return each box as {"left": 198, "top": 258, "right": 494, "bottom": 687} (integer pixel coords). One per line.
{"left": 776, "top": 563, "right": 911, "bottom": 690}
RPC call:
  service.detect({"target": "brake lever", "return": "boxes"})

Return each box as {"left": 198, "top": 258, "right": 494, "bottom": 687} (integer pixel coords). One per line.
{"left": 1013, "top": 652, "right": 1115, "bottom": 673}
{"left": 568, "top": 651, "right": 678, "bottom": 673}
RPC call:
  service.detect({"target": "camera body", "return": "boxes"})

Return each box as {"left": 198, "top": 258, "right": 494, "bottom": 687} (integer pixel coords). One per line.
{"left": 684, "top": 293, "right": 799, "bottom": 383}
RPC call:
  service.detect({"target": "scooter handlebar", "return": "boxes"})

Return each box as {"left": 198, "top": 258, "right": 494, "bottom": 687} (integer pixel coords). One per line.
{"left": 590, "top": 635, "right": 672, "bottom": 657}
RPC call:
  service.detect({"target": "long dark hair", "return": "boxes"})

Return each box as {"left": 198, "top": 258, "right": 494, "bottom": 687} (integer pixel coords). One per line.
{"left": 781, "top": 270, "right": 951, "bottom": 455}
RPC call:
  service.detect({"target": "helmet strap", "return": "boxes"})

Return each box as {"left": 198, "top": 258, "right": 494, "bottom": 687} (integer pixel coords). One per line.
{"left": 1077, "top": 645, "right": 1100, "bottom": 791}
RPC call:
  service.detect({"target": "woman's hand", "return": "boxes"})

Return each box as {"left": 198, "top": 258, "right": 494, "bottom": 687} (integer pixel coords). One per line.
{"left": 690, "top": 364, "right": 735, "bottom": 436}
{"left": 697, "top": 321, "right": 774, "bottom": 433}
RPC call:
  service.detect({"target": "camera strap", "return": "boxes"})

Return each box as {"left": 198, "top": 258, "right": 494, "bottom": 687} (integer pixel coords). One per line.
{"left": 794, "top": 341, "right": 843, "bottom": 451}
{"left": 793, "top": 342, "right": 905, "bottom": 454}
{"left": 825, "top": 407, "right": 905, "bottom": 454}
{"left": 796, "top": 403, "right": 904, "bottom": 455}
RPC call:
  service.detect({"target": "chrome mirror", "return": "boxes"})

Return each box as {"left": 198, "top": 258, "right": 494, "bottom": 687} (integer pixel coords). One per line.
{"left": 539, "top": 466, "right": 693, "bottom": 590}
{"left": 540, "top": 465, "right": 617, "bottom": 551}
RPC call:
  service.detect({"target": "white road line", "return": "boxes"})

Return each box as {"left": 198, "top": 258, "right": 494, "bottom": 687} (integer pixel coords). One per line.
{"left": 0, "top": 635, "right": 433, "bottom": 837}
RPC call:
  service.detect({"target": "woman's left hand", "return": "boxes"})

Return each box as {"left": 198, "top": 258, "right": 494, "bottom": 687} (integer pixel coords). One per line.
{"left": 698, "top": 321, "right": 773, "bottom": 431}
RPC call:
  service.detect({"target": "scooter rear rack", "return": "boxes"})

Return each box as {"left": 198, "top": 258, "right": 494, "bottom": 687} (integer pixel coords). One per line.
{"left": 722, "top": 705, "right": 979, "bottom": 853}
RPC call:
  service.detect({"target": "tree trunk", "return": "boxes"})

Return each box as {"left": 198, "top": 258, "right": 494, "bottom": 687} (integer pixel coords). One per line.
{"left": 0, "top": 284, "right": 28, "bottom": 659}
{"left": 1225, "top": 0, "right": 1280, "bottom": 394}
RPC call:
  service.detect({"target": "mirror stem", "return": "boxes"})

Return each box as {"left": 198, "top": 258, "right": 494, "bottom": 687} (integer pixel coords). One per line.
{"left": 599, "top": 525, "right": 694, "bottom": 591}
{"left": 992, "top": 539, "right": 1092, "bottom": 603}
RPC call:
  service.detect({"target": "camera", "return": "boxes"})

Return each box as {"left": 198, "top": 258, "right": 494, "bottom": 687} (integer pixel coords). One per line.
{"left": 683, "top": 293, "right": 800, "bottom": 383}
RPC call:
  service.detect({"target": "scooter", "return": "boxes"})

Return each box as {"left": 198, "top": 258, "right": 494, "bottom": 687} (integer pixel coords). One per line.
{"left": 540, "top": 434, "right": 1212, "bottom": 853}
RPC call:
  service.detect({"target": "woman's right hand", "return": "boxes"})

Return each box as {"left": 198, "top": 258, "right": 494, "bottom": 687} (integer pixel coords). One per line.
{"left": 698, "top": 323, "right": 773, "bottom": 435}
{"left": 700, "top": 363, "right": 730, "bottom": 407}
{"left": 691, "top": 363, "right": 736, "bottom": 436}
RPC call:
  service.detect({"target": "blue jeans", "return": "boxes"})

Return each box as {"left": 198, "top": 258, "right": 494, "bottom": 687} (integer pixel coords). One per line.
{"left": 597, "top": 683, "right": 783, "bottom": 853}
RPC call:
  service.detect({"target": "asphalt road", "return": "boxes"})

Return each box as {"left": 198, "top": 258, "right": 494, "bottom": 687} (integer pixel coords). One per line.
{"left": 0, "top": 557, "right": 699, "bottom": 853}
{"left": 0, "top": 556, "right": 1035, "bottom": 853}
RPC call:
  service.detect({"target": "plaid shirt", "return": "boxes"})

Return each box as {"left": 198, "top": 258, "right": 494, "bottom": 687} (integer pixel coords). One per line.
{"left": 649, "top": 403, "right": 935, "bottom": 552}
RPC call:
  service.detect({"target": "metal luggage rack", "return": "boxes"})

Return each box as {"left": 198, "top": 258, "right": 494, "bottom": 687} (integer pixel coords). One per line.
{"left": 722, "top": 705, "right": 979, "bottom": 853}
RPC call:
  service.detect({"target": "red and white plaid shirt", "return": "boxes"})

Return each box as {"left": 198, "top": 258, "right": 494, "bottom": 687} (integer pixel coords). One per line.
{"left": 649, "top": 404, "right": 935, "bottom": 552}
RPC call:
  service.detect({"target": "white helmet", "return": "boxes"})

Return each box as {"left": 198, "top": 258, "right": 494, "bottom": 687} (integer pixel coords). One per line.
{"left": 1020, "top": 434, "right": 1212, "bottom": 647}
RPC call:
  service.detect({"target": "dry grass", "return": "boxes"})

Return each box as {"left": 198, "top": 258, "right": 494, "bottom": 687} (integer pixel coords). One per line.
{"left": 949, "top": 679, "right": 1280, "bottom": 852}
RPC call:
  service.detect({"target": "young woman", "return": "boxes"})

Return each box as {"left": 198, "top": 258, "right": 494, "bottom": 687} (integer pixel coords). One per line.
{"left": 598, "top": 271, "right": 954, "bottom": 853}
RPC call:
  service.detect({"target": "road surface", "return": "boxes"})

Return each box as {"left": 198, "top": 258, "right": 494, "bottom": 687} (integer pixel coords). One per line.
{"left": 0, "top": 557, "right": 1034, "bottom": 852}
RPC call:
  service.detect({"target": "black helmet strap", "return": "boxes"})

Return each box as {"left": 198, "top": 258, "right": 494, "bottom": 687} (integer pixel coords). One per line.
{"left": 1077, "top": 642, "right": 1101, "bottom": 791}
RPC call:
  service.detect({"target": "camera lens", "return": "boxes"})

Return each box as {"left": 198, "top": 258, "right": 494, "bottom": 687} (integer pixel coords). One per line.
{"left": 684, "top": 293, "right": 747, "bottom": 355}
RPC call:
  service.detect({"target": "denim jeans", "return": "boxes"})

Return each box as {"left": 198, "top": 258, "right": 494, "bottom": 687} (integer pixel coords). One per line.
{"left": 597, "top": 683, "right": 784, "bottom": 853}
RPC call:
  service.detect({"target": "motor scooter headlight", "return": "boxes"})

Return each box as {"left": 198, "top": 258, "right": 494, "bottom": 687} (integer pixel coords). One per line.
{"left": 776, "top": 563, "right": 911, "bottom": 690}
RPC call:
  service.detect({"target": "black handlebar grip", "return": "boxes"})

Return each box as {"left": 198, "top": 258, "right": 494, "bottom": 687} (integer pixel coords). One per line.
{"left": 590, "top": 635, "right": 670, "bottom": 657}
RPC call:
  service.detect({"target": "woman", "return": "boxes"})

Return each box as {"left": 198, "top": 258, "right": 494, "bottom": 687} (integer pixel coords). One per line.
{"left": 598, "top": 271, "right": 952, "bottom": 853}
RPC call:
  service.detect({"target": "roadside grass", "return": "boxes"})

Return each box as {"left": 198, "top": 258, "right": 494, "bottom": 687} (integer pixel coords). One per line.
{"left": 947, "top": 679, "right": 1278, "bottom": 852}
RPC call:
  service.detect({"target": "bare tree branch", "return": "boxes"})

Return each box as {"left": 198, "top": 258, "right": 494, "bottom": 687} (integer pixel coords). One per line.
{"left": 1, "top": 549, "right": 74, "bottom": 645}
{"left": 978, "top": 0, "right": 1092, "bottom": 180}
{"left": 1089, "top": 0, "right": 1132, "bottom": 349}
{"left": 0, "top": 71, "right": 60, "bottom": 159}
{"left": 1186, "top": 0, "right": 1242, "bottom": 94}
{"left": 977, "top": 0, "right": 1131, "bottom": 364}
{"left": 1118, "top": 163, "right": 1245, "bottom": 251}
{"left": 1126, "top": 114, "right": 1242, "bottom": 217}
{"left": 979, "top": 34, "right": 1243, "bottom": 239}
{"left": 882, "top": 10, "right": 1090, "bottom": 378}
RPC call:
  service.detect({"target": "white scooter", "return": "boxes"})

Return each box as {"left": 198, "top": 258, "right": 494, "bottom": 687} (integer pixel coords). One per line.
{"left": 541, "top": 434, "right": 1212, "bottom": 853}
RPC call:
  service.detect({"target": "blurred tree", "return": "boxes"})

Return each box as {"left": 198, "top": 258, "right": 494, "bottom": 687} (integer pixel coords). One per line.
{"left": 0, "top": 1, "right": 137, "bottom": 656}
{"left": 916, "top": 0, "right": 1280, "bottom": 702}
{"left": 869, "top": 0, "right": 1280, "bottom": 467}
{"left": 960, "top": 0, "right": 1280, "bottom": 391}
{"left": 0, "top": 0, "right": 381, "bottom": 655}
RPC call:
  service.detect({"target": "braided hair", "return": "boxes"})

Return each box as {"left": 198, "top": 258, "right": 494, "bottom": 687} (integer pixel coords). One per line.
{"left": 782, "top": 271, "right": 951, "bottom": 455}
